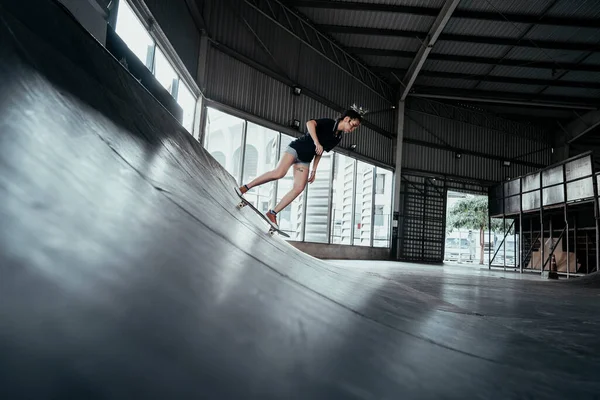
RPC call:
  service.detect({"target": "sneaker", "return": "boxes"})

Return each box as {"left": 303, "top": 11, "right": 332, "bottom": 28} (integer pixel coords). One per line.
{"left": 266, "top": 210, "right": 279, "bottom": 229}
{"left": 239, "top": 184, "right": 249, "bottom": 195}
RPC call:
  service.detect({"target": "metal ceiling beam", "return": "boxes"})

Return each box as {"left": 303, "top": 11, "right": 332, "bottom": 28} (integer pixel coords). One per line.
{"left": 288, "top": 0, "right": 600, "bottom": 28}
{"left": 410, "top": 91, "right": 598, "bottom": 110}
{"left": 380, "top": 69, "right": 600, "bottom": 90}
{"left": 241, "top": 0, "right": 394, "bottom": 102}
{"left": 320, "top": 25, "right": 600, "bottom": 52}
{"left": 399, "top": 0, "right": 460, "bottom": 101}
{"left": 565, "top": 110, "right": 600, "bottom": 144}
{"left": 348, "top": 47, "right": 600, "bottom": 73}
{"left": 185, "top": 0, "right": 207, "bottom": 33}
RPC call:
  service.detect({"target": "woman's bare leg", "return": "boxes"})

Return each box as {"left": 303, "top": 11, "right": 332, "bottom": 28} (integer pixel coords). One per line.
{"left": 273, "top": 163, "right": 309, "bottom": 213}
{"left": 244, "top": 152, "right": 295, "bottom": 189}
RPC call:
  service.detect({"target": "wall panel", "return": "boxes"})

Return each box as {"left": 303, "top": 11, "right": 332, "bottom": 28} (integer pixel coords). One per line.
{"left": 201, "top": 0, "right": 396, "bottom": 166}
{"left": 402, "top": 142, "right": 538, "bottom": 183}
{"left": 402, "top": 100, "right": 552, "bottom": 183}
{"left": 143, "top": 0, "right": 200, "bottom": 77}
{"left": 206, "top": 46, "right": 394, "bottom": 167}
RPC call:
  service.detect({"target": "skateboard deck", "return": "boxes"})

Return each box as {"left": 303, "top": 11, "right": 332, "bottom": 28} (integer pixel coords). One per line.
{"left": 234, "top": 188, "right": 290, "bottom": 237}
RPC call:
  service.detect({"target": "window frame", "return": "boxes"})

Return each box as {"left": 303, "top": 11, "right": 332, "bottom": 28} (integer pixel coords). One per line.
{"left": 200, "top": 103, "right": 395, "bottom": 249}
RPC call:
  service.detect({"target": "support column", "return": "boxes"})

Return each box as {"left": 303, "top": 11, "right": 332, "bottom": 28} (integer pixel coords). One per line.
{"left": 195, "top": 33, "right": 210, "bottom": 143}
{"left": 391, "top": 101, "right": 405, "bottom": 260}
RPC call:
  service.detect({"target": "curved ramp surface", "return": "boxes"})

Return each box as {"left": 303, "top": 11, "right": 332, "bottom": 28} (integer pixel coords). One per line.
{"left": 2, "top": 1, "right": 600, "bottom": 399}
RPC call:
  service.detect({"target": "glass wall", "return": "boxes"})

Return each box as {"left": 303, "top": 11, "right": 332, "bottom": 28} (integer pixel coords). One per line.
{"left": 203, "top": 108, "right": 244, "bottom": 180}
{"left": 242, "top": 123, "right": 279, "bottom": 214}
{"left": 203, "top": 106, "right": 394, "bottom": 247}
{"left": 373, "top": 168, "right": 393, "bottom": 247}
{"left": 304, "top": 152, "right": 333, "bottom": 243}
{"left": 331, "top": 153, "right": 355, "bottom": 245}
{"left": 276, "top": 135, "right": 305, "bottom": 240}
{"left": 114, "top": 0, "right": 197, "bottom": 133}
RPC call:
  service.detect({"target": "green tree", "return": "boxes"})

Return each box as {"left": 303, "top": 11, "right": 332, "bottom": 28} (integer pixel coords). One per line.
{"left": 447, "top": 196, "right": 505, "bottom": 264}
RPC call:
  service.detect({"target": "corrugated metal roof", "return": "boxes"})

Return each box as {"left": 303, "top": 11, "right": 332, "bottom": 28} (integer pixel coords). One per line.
{"left": 443, "top": 18, "right": 528, "bottom": 39}
{"left": 331, "top": 33, "right": 421, "bottom": 52}
{"left": 505, "top": 47, "right": 586, "bottom": 64}
{"left": 525, "top": 25, "right": 600, "bottom": 44}
{"left": 541, "top": 86, "right": 600, "bottom": 99}
{"left": 415, "top": 76, "right": 477, "bottom": 90}
{"left": 546, "top": 0, "right": 600, "bottom": 18}
{"left": 582, "top": 52, "right": 600, "bottom": 65}
{"left": 360, "top": 55, "right": 413, "bottom": 69}
{"left": 488, "top": 65, "right": 555, "bottom": 79}
{"left": 457, "top": 0, "right": 555, "bottom": 14}
{"left": 296, "top": 8, "right": 434, "bottom": 31}
{"left": 432, "top": 41, "right": 511, "bottom": 58}
{"left": 332, "top": 0, "right": 445, "bottom": 6}
{"left": 561, "top": 70, "right": 600, "bottom": 83}
{"left": 476, "top": 81, "right": 546, "bottom": 94}
{"left": 422, "top": 59, "right": 491, "bottom": 75}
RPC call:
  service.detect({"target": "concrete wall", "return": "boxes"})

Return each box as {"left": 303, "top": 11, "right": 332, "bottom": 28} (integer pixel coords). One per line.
{"left": 289, "top": 242, "right": 390, "bottom": 261}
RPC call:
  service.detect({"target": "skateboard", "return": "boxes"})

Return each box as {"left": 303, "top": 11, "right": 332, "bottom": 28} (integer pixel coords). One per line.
{"left": 234, "top": 188, "right": 290, "bottom": 237}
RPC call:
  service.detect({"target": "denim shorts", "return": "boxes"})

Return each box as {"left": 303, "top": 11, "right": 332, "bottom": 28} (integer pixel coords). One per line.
{"left": 284, "top": 146, "right": 310, "bottom": 167}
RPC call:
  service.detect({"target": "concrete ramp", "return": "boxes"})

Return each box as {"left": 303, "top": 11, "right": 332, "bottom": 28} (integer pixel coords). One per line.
{"left": 2, "top": 1, "right": 600, "bottom": 399}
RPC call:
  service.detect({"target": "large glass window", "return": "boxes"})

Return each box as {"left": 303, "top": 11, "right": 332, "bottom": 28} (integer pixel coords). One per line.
{"left": 199, "top": 108, "right": 394, "bottom": 248}
{"left": 153, "top": 47, "right": 178, "bottom": 95}
{"left": 203, "top": 108, "right": 245, "bottom": 181}
{"left": 115, "top": 0, "right": 197, "bottom": 134}
{"left": 115, "top": 1, "right": 154, "bottom": 68}
{"left": 242, "top": 123, "right": 279, "bottom": 214}
{"left": 354, "top": 161, "right": 375, "bottom": 246}
{"left": 177, "top": 82, "right": 196, "bottom": 133}
{"left": 275, "top": 134, "right": 304, "bottom": 240}
{"left": 304, "top": 153, "right": 333, "bottom": 243}
{"left": 330, "top": 153, "right": 355, "bottom": 245}
{"left": 373, "top": 167, "right": 393, "bottom": 247}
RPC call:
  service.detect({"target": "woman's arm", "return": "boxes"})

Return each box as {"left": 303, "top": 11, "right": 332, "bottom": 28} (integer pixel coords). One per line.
{"left": 306, "top": 120, "right": 323, "bottom": 155}
{"left": 309, "top": 154, "right": 321, "bottom": 183}
{"left": 312, "top": 154, "right": 321, "bottom": 171}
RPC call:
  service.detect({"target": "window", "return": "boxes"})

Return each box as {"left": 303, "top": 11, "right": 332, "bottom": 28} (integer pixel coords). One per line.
{"left": 373, "top": 167, "right": 393, "bottom": 248}
{"left": 211, "top": 151, "right": 226, "bottom": 167}
{"left": 330, "top": 153, "right": 354, "bottom": 245}
{"left": 374, "top": 206, "right": 385, "bottom": 226}
{"left": 154, "top": 47, "right": 178, "bottom": 95}
{"left": 265, "top": 138, "right": 276, "bottom": 164}
{"left": 204, "top": 108, "right": 245, "bottom": 181}
{"left": 177, "top": 82, "right": 196, "bottom": 133}
{"left": 376, "top": 173, "right": 385, "bottom": 195}
{"left": 115, "top": 0, "right": 198, "bottom": 134}
{"left": 199, "top": 108, "right": 394, "bottom": 249}
{"left": 115, "top": 0, "right": 154, "bottom": 68}
{"left": 304, "top": 152, "right": 332, "bottom": 243}
{"left": 276, "top": 134, "right": 304, "bottom": 240}
{"left": 353, "top": 161, "right": 375, "bottom": 246}
{"left": 242, "top": 123, "right": 279, "bottom": 214}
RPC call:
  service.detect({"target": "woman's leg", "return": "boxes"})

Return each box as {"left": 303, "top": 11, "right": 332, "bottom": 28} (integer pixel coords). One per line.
{"left": 243, "top": 152, "right": 295, "bottom": 190}
{"left": 273, "top": 163, "right": 309, "bottom": 213}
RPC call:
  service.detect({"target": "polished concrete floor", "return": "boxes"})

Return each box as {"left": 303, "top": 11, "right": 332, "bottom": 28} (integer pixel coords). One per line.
{"left": 2, "top": 1, "right": 600, "bottom": 399}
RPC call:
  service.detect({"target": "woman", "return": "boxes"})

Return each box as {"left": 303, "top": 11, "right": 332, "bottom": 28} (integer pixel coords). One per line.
{"left": 239, "top": 109, "right": 362, "bottom": 228}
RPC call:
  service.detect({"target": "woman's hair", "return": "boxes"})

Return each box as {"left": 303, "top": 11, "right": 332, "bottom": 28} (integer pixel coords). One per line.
{"left": 341, "top": 109, "right": 363, "bottom": 122}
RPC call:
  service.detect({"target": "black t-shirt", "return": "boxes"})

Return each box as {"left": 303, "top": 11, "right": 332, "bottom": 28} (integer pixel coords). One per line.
{"left": 288, "top": 118, "right": 343, "bottom": 163}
